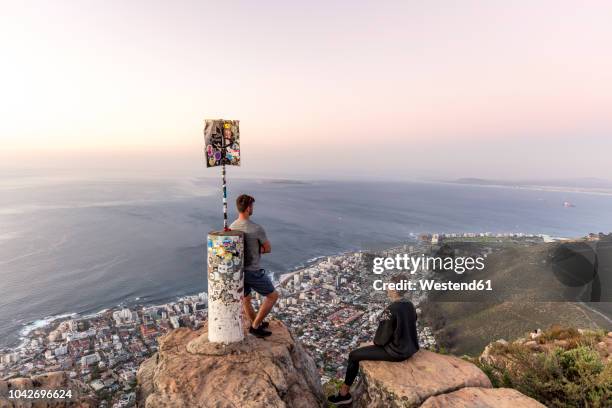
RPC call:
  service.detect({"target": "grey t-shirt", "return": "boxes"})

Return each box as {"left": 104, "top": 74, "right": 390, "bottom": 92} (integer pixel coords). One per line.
{"left": 230, "top": 219, "right": 268, "bottom": 272}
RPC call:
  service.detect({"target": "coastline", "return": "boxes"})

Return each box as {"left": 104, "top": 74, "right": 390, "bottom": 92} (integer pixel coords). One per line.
{"left": 4, "top": 231, "right": 611, "bottom": 399}
{"left": 5, "top": 233, "right": 611, "bottom": 354}
{"left": 4, "top": 250, "right": 352, "bottom": 351}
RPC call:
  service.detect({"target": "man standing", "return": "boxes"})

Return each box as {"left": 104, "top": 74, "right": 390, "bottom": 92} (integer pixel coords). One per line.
{"left": 230, "top": 194, "right": 279, "bottom": 338}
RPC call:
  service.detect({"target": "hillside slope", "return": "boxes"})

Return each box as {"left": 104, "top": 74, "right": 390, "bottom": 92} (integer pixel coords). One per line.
{"left": 423, "top": 240, "right": 612, "bottom": 355}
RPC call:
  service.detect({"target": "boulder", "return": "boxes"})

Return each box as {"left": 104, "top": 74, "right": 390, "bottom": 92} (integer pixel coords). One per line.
{"left": 598, "top": 336, "right": 612, "bottom": 363}
{"left": 0, "top": 371, "right": 97, "bottom": 407}
{"left": 136, "top": 353, "right": 157, "bottom": 403}
{"left": 420, "top": 387, "right": 546, "bottom": 407}
{"left": 529, "top": 330, "right": 542, "bottom": 340}
{"left": 352, "top": 350, "right": 492, "bottom": 407}
{"left": 137, "top": 319, "right": 324, "bottom": 408}
{"left": 480, "top": 340, "right": 508, "bottom": 365}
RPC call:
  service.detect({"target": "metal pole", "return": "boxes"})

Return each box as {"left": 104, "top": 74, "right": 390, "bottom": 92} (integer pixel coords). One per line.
{"left": 221, "top": 123, "right": 228, "bottom": 231}
{"left": 222, "top": 163, "right": 228, "bottom": 231}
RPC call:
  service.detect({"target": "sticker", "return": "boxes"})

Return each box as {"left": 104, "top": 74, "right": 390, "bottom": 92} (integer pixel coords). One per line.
{"left": 203, "top": 119, "right": 241, "bottom": 167}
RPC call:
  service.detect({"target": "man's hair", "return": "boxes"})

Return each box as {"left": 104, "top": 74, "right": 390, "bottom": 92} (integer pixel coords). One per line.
{"left": 390, "top": 274, "right": 409, "bottom": 296}
{"left": 236, "top": 194, "right": 255, "bottom": 213}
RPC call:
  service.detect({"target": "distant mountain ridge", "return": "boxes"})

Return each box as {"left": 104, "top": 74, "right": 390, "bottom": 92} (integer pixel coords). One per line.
{"left": 450, "top": 177, "right": 612, "bottom": 191}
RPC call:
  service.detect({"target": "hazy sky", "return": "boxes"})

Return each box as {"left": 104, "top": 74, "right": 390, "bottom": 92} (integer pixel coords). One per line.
{"left": 1, "top": 1, "right": 611, "bottom": 180}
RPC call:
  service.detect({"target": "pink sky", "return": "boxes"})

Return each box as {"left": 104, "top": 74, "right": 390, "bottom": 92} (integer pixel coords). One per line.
{"left": 1, "top": 1, "right": 611, "bottom": 180}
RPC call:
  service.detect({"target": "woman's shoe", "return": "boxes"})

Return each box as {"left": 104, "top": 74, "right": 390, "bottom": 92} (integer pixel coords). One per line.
{"left": 327, "top": 392, "right": 352, "bottom": 405}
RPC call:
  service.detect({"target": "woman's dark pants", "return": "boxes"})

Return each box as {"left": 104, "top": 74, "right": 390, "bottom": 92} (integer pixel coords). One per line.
{"left": 344, "top": 345, "right": 406, "bottom": 386}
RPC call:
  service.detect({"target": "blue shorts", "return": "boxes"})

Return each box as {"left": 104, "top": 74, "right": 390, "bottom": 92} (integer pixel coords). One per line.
{"left": 244, "top": 269, "right": 275, "bottom": 297}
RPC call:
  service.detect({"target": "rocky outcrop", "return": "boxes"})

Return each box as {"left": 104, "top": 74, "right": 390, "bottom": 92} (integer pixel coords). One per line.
{"left": 352, "top": 350, "right": 492, "bottom": 407}
{"left": 482, "top": 329, "right": 612, "bottom": 364}
{"left": 135, "top": 319, "right": 569, "bottom": 407}
{"left": 0, "top": 371, "right": 97, "bottom": 407}
{"left": 350, "top": 349, "right": 547, "bottom": 407}
{"left": 137, "top": 319, "right": 324, "bottom": 408}
{"left": 475, "top": 328, "right": 612, "bottom": 407}
{"left": 421, "top": 387, "right": 546, "bottom": 407}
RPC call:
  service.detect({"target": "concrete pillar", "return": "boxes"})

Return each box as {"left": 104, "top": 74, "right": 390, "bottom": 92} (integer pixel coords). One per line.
{"left": 207, "top": 230, "right": 244, "bottom": 343}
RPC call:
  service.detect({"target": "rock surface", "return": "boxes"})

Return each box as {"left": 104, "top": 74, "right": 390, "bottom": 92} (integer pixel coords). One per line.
{"left": 136, "top": 319, "right": 572, "bottom": 407}
{"left": 0, "top": 371, "right": 97, "bottom": 407}
{"left": 597, "top": 334, "right": 612, "bottom": 363}
{"left": 137, "top": 319, "right": 324, "bottom": 408}
{"left": 420, "top": 387, "right": 546, "bottom": 407}
{"left": 352, "top": 350, "right": 492, "bottom": 407}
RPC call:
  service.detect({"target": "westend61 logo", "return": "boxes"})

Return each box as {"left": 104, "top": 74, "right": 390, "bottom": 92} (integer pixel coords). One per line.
{"left": 370, "top": 254, "right": 492, "bottom": 293}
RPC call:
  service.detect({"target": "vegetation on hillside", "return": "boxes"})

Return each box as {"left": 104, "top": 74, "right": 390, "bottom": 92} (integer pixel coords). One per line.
{"left": 474, "top": 326, "right": 612, "bottom": 408}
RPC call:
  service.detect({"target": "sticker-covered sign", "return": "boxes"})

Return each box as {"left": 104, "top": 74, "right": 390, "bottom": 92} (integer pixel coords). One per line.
{"left": 204, "top": 119, "right": 240, "bottom": 167}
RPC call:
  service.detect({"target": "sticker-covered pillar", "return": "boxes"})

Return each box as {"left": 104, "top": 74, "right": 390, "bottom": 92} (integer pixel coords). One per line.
{"left": 207, "top": 230, "right": 245, "bottom": 343}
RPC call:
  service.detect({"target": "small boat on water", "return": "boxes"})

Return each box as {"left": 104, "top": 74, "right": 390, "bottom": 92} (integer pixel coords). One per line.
{"left": 563, "top": 201, "right": 576, "bottom": 208}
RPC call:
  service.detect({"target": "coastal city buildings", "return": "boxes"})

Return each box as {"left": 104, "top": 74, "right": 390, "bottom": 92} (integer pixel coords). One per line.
{"left": 272, "top": 246, "right": 436, "bottom": 380}
{"left": 0, "top": 292, "right": 209, "bottom": 407}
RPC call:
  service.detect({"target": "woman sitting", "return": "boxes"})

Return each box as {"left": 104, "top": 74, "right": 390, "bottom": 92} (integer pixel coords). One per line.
{"left": 328, "top": 274, "right": 419, "bottom": 406}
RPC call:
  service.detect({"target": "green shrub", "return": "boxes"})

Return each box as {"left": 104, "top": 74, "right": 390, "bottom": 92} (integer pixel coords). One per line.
{"left": 477, "top": 328, "right": 612, "bottom": 408}
{"left": 558, "top": 347, "right": 604, "bottom": 381}
{"left": 539, "top": 325, "right": 581, "bottom": 342}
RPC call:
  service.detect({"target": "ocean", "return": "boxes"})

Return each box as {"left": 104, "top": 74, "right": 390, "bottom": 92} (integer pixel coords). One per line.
{"left": 1, "top": 174, "right": 612, "bottom": 348}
